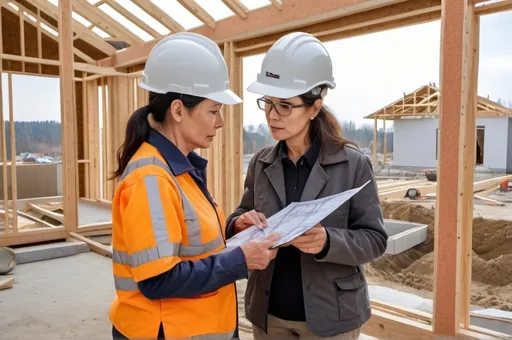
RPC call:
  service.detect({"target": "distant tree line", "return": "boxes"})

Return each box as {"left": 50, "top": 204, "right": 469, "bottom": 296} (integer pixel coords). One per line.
{"left": 495, "top": 98, "right": 512, "bottom": 109}
{"left": 3, "top": 121, "right": 62, "bottom": 159}
{"left": 243, "top": 121, "right": 393, "bottom": 155}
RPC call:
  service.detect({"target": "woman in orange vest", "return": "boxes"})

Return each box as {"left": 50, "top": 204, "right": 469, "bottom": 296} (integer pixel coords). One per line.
{"left": 109, "top": 32, "right": 279, "bottom": 340}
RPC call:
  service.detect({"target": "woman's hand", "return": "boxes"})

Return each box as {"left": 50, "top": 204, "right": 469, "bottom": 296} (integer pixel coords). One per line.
{"left": 234, "top": 210, "right": 268, "bottom": 233}
{"left": 285, "top": 223, "right": 328, "bottom": 254}
{"left": 241, "top": 233, "right": 280, "bottom": 270}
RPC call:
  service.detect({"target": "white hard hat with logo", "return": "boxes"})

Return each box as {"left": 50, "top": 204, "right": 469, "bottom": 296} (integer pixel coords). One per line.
{"left": 247, "top": 32, "right": 336, "bottom": 99}
{"left": 139, "top": 32, "right": 242, "bottom": 105}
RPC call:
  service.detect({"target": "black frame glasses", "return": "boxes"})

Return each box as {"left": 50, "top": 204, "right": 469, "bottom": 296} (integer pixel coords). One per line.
{"left": 256, "top": 97, "right": 307, "bottom": 117}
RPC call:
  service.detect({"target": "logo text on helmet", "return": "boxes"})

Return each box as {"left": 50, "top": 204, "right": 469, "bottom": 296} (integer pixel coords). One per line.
{"left": 265, "top": 71, "right": 280, "bottom": 79}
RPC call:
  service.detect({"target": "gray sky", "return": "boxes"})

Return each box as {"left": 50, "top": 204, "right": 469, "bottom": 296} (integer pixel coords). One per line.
{"left": 1, "top": 10, "right": 511, "bottom": 129}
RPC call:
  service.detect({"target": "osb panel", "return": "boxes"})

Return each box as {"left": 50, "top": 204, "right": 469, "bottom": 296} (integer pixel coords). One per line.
{"left": 74, "top": 39, "right": 109, "bottom": 61}
{"left": 41, "top": 33, "right": 59, "bottom": 76}
{"left": 2, "top": 8, "right": 22, "bottom": 72}
{"left": 1, "top": 8, "right": 59, "bottom": 76}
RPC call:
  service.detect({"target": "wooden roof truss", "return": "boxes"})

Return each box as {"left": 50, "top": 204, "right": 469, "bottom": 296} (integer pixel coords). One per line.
{"left": 365, "top": 84, "right": 512, "bottom": 120}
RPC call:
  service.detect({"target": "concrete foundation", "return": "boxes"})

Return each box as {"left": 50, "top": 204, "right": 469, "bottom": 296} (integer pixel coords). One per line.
{"left": 14, "top": 241, "right": 89, "bottom": 264}
{"left": 383, "top": 219, "right": 428, "bottom": 255}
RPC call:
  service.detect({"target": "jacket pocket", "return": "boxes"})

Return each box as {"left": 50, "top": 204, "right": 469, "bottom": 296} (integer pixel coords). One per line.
{"left": 334, "top": 272, "right": 369, "bottom": 321}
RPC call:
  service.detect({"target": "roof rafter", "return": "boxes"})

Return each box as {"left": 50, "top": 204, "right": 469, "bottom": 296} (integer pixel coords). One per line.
{"left": 72, "top": 0, "right": 143, "bottom": 45}
{"left": 103, "top": 0, "right": 161, "bottom": 39}
{"left": 177, "top": 0, "right": 215, "bottom": 29}
{"left": 364, "top": 85, "right": 512, "bottom": 120}
{"left": 99, "top": 0, "right": 406, "bottom": 68}
{"left": 221, "top": 0, "right": 249, "bottom": 19}
{"left": 131, "top": 0, "right": 185, "bottom": 33}
{"left": 268, "top": 0, "right": 283, "bottom": 10}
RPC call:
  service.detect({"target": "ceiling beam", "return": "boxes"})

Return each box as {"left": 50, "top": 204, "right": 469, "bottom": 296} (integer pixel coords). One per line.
{"left": 131, "top": 0, "right": 185, "bottom": 33}
{"left": 98, "top": 0, "right": 408, "bottom": 68}
{"left": 221, "top": 0, "right": 249, "bottom": 19}
{"left": 177, "top": 0, "right": 215, "bottom": 29}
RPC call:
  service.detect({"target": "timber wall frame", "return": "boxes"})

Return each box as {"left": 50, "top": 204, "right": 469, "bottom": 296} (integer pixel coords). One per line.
{"left": 0, "top": 0, "right": 511, "bottom": 339}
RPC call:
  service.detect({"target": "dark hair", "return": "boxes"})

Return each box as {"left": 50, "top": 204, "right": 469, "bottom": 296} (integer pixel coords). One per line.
{"left": 300, "top": 87, "right": 357, "bottom": 148}
{"left": 111, "top": 92, "right": 205, "bottom": 180}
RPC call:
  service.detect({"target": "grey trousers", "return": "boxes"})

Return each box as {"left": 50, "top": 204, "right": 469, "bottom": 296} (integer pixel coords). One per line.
{"left": 252, "top": 315, "right": 361, "bottom": 340}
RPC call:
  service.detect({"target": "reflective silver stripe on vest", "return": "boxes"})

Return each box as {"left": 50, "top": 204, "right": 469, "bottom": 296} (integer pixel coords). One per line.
{"left": 114, "top": 276, "right": 139, "bottom": 292}
{"left": 113, "top": 156, "right": 224, "bottom": 270}
{"left": 189, "top": 331, "right": 234, "bottom": 340}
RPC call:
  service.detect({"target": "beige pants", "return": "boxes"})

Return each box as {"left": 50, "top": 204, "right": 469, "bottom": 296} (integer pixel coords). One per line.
{"left": 252, "top": 315, "right": 361, "bottom": 340}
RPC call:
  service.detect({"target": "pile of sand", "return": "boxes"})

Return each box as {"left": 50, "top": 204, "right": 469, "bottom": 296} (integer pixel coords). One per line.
{"left": 366, "top": 201, "right": 512, "bottom": 311}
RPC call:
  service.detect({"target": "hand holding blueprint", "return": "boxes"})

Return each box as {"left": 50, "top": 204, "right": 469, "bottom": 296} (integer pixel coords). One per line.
{"left": 226, "top": 180, "right": 370, "bottom": 249}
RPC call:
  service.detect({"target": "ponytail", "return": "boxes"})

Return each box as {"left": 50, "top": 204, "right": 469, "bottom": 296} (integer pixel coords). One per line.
{"left": 111, "top": 105, "right": 151, "bottom": 179}
{"left": 111, "top": 91, "right": 206, "bottom": 180}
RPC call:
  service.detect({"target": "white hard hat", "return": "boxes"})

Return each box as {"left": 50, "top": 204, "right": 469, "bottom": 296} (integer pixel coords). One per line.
{"left": 139, "top": 32, "right": 242, "bottom": 105}
{"left": 247, "top": 32, "right": 336, "bottom": 99}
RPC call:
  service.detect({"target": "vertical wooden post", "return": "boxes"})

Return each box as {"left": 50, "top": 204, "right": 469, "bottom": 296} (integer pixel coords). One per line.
{"left": 383, "top": 118, "right": 387, "bottom": 167}
{"left": 59, "top": 0, "right": 79, "bottom": 232}
{"left": 459, "top": 14, "right": 480, "bottom": 330}
{"left": 0, "top": 12, "right": 8, "bottom": 233}
{"left": 7, "top": 75, "right": 17, "bottom": 233}
{"left": 372, "top": 117, "right": 377, "bottom": 164}
{"left": 432, "top": 0, "right": 474, "bottom": 335}
{"left": 86, "top": 80, "right": 99, "bottom": 200}
{"left": 222, "top": 41, "right": 244, "bottom": 214}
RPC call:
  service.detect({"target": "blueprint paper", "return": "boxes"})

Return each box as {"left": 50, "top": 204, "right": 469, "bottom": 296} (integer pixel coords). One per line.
{"left": 226, "top": 180, "right": 370, "bottom": 250}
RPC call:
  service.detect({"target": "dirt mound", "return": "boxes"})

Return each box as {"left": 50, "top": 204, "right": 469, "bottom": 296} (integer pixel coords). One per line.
{"left": 368, "top": 202, "right": 512, "bottom": 310}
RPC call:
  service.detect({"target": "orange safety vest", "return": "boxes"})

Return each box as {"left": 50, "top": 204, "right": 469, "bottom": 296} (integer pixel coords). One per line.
{"left": 109, "top": 142, "right": 237, "bottom": 339}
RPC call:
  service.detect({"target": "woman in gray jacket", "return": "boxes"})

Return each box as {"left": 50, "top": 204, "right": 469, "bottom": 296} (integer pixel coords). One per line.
{"left": 225, "top": 32, "right": 388, "bottom": 340}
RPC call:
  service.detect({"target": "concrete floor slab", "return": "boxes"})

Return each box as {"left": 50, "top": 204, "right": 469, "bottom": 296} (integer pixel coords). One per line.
{"left": 0, "top": 252, "right": 114, "bottom": 340}
{"left": 14, "top": 241, "right": 89, "bottom": 264}
{"left": 383, "top": 219, "right": 428, "bottom": 255}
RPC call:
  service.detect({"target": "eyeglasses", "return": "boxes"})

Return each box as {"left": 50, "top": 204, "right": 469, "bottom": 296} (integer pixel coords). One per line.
{"left": 256, "top": 97, "right": 307, "bottom": 117}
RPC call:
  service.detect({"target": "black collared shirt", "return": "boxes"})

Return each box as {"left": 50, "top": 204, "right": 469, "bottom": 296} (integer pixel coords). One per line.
{"left": 268, "top": 137, "right": 321, "bottom": 322}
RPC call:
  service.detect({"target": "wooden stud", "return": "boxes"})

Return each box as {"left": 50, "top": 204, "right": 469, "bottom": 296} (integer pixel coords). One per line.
{"left": 458, "top": 12, "right": 480, "bottom": 330}
{"left": 432, "top": 0, "right": 475, "bottom": 335}
{"left": 0, "top": 12, "right": 8, "bottom": 235}
{"left": 7, "top": 74, "right": 17, "bottom": 233}
{"left": 372, "top": 117, "right": 377, "bottom": 164}
{"left": 59, "top": 0, "right": 79, "bottom": 233}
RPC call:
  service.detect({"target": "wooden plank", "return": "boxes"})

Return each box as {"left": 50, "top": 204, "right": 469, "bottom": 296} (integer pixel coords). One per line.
{"left": 0, "top": 228, "right": 67, "bottom": 247}
{"left": 177, "top": 0, "right": 216, "bottom": 29}
{"left": 7, "top": 74, "right": 17, "bottom": 233}
{"left": 459, "top": 11, "right": 479, "bottom": 327}
{"left": 432, "top": 0, "right": 473, "bottom": 335}
{"left": 60, "top": 0, "right": 79, "bottom": 233}
{"left": 86, "top": 80, "right": 100, "bottom": 200}
{"left": 27, "top": 204, "right": 64, "bottom": 223}
{"left": 221, "top": 0, "right": 248, "bottom": 19}
{"left": 0, "top": 276, "right": 14, "bottom": 290}
{"left": 0, "top": 11, "right": 8, "bottom": 235}
{"left": 69, "top": 232, "right": 112, "bottom": 257}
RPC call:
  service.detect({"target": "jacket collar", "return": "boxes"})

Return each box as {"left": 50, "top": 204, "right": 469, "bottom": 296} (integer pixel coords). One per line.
{"left": 147, "top": 129, "right": 207, "bottom": 176}
{"left": 258, "top": 139, "right": 348, "bottom": 206}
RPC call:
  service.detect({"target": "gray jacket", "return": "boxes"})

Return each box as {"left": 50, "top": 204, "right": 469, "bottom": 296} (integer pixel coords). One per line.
{"left": 226, "top": 142, "right": 388, "bottom": 337}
